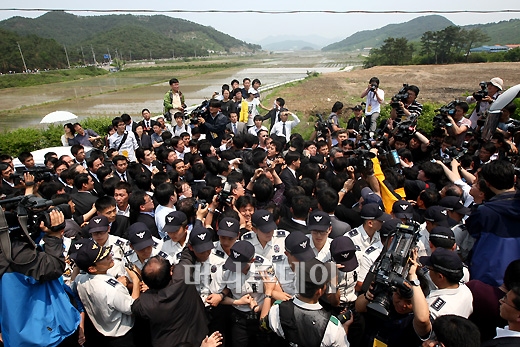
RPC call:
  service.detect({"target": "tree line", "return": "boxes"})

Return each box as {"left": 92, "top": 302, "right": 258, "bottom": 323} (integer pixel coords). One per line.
{"left": 364, "top": 26, "right": 520, "bottom": 68}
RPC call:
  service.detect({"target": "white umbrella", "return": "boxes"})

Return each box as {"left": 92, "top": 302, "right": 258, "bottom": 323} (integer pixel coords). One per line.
{"left": 40, "top": 111, "right": 78, "bottom": 124}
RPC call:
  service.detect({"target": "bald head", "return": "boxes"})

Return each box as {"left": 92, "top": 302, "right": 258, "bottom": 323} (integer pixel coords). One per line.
{"left": 142, "top": 256, "right": 172, "bottom": 290}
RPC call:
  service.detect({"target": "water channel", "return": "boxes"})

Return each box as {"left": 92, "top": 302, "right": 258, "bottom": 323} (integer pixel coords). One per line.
{"left": 0, "top": 52, "right": 356, "bottom": 131}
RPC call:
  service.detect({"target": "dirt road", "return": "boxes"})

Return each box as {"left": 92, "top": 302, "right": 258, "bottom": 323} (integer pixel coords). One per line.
{"left": 273, "top": 62, "right": 520, "bottom": 115}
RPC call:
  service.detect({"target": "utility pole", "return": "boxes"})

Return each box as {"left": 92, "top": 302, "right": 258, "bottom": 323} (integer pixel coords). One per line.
{"left": 91, "top": 45, "right": 97, "bottom": 65}
{"left": 150, "top": 50, "right": 152, "bottom": 60}
{"left": 107, "top": 47, "right": 111, "bottom": 62}
{"left": 115, "top": 49, "right": 118, "bottom": 61}
{"left": 129, "top": 51, "right": 132, "bottom": 61}
{"left": 80, "top": 45, "right": 86, "bottom": 66}
{"left": 172, "top": 49, "right": 174, "bottom": 59}
{"left": 194, "top": 49, "right": 196, "bottom": 58}
{"left": 16, "top": 42, "right": 28, "bottom": 73}
{"left": 64, "top": 44, "right": 71, "bottom": 69}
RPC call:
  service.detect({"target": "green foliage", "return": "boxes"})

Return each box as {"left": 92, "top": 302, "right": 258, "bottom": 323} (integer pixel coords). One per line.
{"left": 0, "top": 12, "right": 260, "bottom": 67}
{"left": 322, "top": 15, "right": 453, "bottom": 51}
{"left": 465, "top": 19, "right": 520, "bottom": 45}
{"left": 0, "top": 66, "right": 108, "bottom": 89}
{"left": 364, "top": 37, "right": 414, "bottom": 68}
{"left": 0, "top": 117, "right": 112, "bottom": 157}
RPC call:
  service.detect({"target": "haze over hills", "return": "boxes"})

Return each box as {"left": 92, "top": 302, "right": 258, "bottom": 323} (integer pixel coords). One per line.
{"left": 0, "top": 11, "right": 260, "bottom": 62}
{"left": 322, "top": 15, "right": 520, "bottom": 51}
{"left": 256, "top": 34, "right": 343, "bottom": 51}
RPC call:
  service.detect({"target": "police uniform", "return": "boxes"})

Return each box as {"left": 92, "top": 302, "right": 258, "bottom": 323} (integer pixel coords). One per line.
{"left": 241, "top": 229, "right": 287, "bottom": 264}
{"left": 268, "top": 297, "right": 350, "bottom": 347}
{"left": 426, "top": 283, "right": 473, "bottom": 319}
{"left": 308, "top": 235, "right": 332, "bottom": 263}
{"left": 210, "top": 254, "right": 272, "bottom": 312}
{"left": 356, "top": 241, "right": 383, "bottom": 284}
{"left": 273, "top": 256, "right": 297, "bottom": 296}
{"left": 194, "top": 258, "right": 213, "bottom": 306}
{"left": 344, "top": 225, "right": 381, "bottom": 264}
{"left": 74, "top": 273, "right": 135, "bottom": 337}
{"left": 160, "top": 232, "right": 190, "bottom": 265}
{"left": 209, "top": 241, "right": 229, "bottom": 266}
{"left": 98, "top": 234, "right": 131, "bottom": 278}
{"left": 125, "top": 236, "right": 163, "bottom": 270}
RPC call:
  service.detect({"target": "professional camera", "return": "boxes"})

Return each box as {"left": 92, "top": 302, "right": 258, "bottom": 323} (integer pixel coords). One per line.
{"left": 473, "top": 81, "right": 488, "bottom": 101}
{"left": 390, "top": 84, "right": 409, "bottom": 109}
{"left": 362, "top": 223, "right": 420, "bottom": 318}
{"left": 438, "top": 147, "right": 468, "bottom": 165}
{"left": 189, "top": 100, "right": 210, "bottom": 125}
{"left": 507, "top": 119, "right": 520, "bottom": 134}
{"left": 217, "top": 182, "right": 233, "bottom": 206}
{"left": 433, "top": 100, "right": 458, "bottom": 128}
{"left": 314, "top": 113, "right": 329, "bottom": 137}
{"left": 11, "top": 167, "right": 54, "bottom": 183}
{"left": 370, "top": 83, "right": 378, "bottom": 92}
{"left": 0, "top": 195, "right": 70, "bottom": 248}
{"left": 193, "top": 199, "right": 207, "bottom": 210}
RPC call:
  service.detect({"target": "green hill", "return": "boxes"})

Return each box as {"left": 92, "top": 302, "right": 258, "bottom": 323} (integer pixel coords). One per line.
{"left": 464, "top": 19, "right": 520, "bottom": 45}
{"left": 322, "top": 15, "right": 454, "bottom": 51}
{"left": 0, "top": 11, "right": 260, "bottom": 65}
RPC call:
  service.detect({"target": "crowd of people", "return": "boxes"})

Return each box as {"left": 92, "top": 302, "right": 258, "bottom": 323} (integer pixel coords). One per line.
{"left": 1, "top": 75, "right": 520, "bottom": 347}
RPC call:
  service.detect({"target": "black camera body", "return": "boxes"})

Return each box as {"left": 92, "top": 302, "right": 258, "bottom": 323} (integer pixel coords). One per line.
{"left": 362, "top": 223, "right": 420, "bottom": 318}
{"left": 370, "top": 83, "right": 378, "bottom": 92}
{"left": 433, "top": 100, "right": 458, "bottom": 128}
{"left": 11, "top": 167, "right": 54, "bottom": 183}
{"left": 314, "top": 113, "right": 329, "bottom": 137}
{"left": 473, "top": 81, "right": 488, "bottom": 101}
{"left": 390, "top": 84, "right": 409, "bottom": 110}
{"left": 218, "top": 182, "right": 233, "bottom": 206}
{"left": 189, "top": 100, "right": 210, "bottom": 125}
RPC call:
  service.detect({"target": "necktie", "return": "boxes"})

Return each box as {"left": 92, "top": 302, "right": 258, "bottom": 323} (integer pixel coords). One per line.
{"left": 282, "top": 122, "right": 286, "bottom": 136}
{"left": 233, "top": 123, "right": 237, "bottom": 135}
{"left": 146, "top": 121, "right": 149, "bottom": 128}
{"left": 121, "top": 173, "right": 126, "bottom": 182}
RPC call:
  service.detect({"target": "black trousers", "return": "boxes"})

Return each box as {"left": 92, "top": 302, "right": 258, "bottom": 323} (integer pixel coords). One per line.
{"left": 83, "top": 313, "right": 135, "bottom": 347}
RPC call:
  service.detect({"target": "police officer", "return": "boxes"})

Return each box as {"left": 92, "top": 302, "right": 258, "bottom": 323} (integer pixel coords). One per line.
{"left": 73, "top": 239, "right": 141, "bottom": 346}
{"left": 160, "top": 211, "right": 190, "bottom": 265}
{"left": 242, "top": 210, "right": 286, "bottom": 264}
{"left": 330, "top": 236, "right": 359, "bottom": 308}
{"left": 307, "top": 210, "right": 333, "bottom": 263}
{"left": 260, "top": 257, "right": 354, "bottom": 347}
{"left": 125, "top": 222, "right": 163, "bottom": 270}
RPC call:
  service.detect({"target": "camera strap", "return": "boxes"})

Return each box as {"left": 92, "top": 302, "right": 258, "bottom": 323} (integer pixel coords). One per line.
{"left": 117, "top": 132, "right": 129, "bottom": 151}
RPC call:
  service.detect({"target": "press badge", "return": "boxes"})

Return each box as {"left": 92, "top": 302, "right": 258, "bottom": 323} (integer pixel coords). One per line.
{"left": 373, "top": 338, "right": 387, "bottom": 347}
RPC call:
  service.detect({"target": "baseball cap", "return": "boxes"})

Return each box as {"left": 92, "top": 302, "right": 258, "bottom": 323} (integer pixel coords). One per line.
{"left": 127, "top": 222, "right": 154, "bottom": 251}
{"left": 285, "top": 231, "right": 315, "bottom": 261}
{"left": 423, "top": 206, "right": 450, "bottom": 227}
{"left": 224, "top": 240, "right": 255, "bottom": 272}
{"left": 252, "top": 210, "right": 277, "bottom": 233}
{"left": 419, "top": 248, "right": 463, "bottom": 279}
{"left": 163, "top": 211, "right": 188, "bottom": 233}
{"left": 247, "top": 87, "right": 258, "bottom": 96}
{"left": 88, "top": 215, "right": 110, "bottom": 233}
{"left": 392, "top": 200, "right": 413, "bottom": 219}
{"left": 73, "top": 239, "right": 112, "bottom": 272}
{"left": 308, "top": 211, "right": 331, "bottom": 232}
{"left": 379, "top": 218, "right": 401, "bottom": 238}
{"left": 218, "top": 217, "right": 240, "bottom": 237}
{"left": 352, "top": 105, "right": 363, "bottom": 111}
{"left": 361, "top": 187, "right": 383, "bottom": 207}
{"left": 488, "top": 77, "right": 503, "bottom": 90}
{"left": 330, "top": 236, "right": 358, "bottom": 272}
{"left": 360, "top": 203, "right": 387, "bottom": 221}
{"left": 189, "top": 226, "right": 215, "bottom": 253}
{"left": 429, "top": 226, "right": 456, "bottom": 249}
{"left": 439, "top": 196, "right": 471, "bottom": 215}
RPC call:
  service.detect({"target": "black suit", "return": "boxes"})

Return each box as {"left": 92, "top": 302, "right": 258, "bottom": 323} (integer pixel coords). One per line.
{"left": 136, "top": 133, "right": 152, "bottom": 149}
{"left": 114, "top": 170, "right": 133, "bottom": 185}
{"left": 280, "top": 167, "right": 299, "bottom": 191}
{"left": 277, "top": 217, "right": 308, "bottom": 234}
{"left": 110, "top": 215, "right": 131, "bottom": 239}
{"left": 190, "top": 180, "right": 206, "bottom": 199}
{"left": 139, "top": 119, "right": 158, "bottom": 136}
{"left": 136, "top": 213, "right": 160, "bottom": 239}
{"left": 71, "top": 191, "right": 98, "bottom": 222}
{"left": 89, "top": 171, "right": 105, "bottom": 197}
{"left": 261, "top": 107, "right": 287, "bottom": 130}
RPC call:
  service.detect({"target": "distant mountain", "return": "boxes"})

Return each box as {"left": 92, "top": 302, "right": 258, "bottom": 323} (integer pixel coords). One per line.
{"left": 262, "top": 40, "right": 320, "bottom": 51}
{"left": 257, "top": 34, "right": 342, "bottom": 49}
{"left": 0, "top": 11, "right": 260, "bottom": 62}
{"left": 463, "top": 19, "right": 520, "bottom": 45}
{"left": 322, "top": 15, "right": 454, "bottom": 51}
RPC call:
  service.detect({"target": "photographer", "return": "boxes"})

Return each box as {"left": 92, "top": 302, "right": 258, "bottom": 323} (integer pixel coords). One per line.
{"left": 198, "top": 100, "right": 228, "bottom": 148}
{"left": 467, "top": 77, "right": 503, "bottom": 129}
{"left": 0, "top": 207, "right": 81, "bottom": 346}
{"left": 355, "top": 249, "right": 431, "bottom": 347}
{"left": 361, "top": 77, "right": 385, "bottom": 132}
{"left": 390, "top": 85, "right": 422, "bottom": 122}
{"left": 445, "top": 101, "right": 471, "bottom": 147}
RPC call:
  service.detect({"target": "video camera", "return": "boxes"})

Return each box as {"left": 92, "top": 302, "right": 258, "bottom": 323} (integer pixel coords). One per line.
{"left": 361, "top": 223, "right": 420, "bottom": 318}
{"left": 218, "top": 182, "right": 233, "bottom": 206}
{"left": 0, "top": 195, "right": 71, "bottom": 248}
{"left": 314, "top": 113, "right": 329, "bottom": 138}
{"left": 390, "top": 84, "right": 409, "bottom": 118}
{"left": 473, "top": 81, "right": 488, "bottom": 102}
{"left": 10, "top": 167, "right": 54, "bottom": 183}
{"left": 188, "top": 100, "right": 210, "bottom": 125}
{"left": 433, "top": 100, "right": 458, "bottom": 128}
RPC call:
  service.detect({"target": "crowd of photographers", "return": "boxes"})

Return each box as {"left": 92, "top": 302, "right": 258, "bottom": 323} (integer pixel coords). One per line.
{"left": 0, "top": 76, "right": 520, "bottom": 347}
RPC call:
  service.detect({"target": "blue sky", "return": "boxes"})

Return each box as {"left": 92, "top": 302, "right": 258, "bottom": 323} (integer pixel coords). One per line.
{"left": 0, "top": 1, "right": 519, "bottom": 43}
